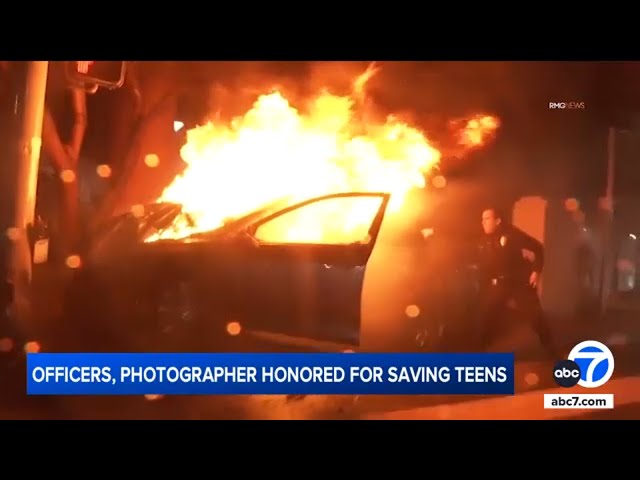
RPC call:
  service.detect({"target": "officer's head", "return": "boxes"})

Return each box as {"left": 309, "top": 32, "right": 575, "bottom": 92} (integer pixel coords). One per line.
{"left": 481, "top": 208, "right": 503, "bottom": 235}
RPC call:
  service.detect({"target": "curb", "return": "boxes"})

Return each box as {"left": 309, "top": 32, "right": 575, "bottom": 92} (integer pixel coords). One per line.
{"left": 362, "top": 375, "right": 640, "bottom": 420}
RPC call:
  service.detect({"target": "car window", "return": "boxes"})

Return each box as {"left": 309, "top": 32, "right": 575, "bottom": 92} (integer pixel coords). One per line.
{"left": 253, "top": 195, "right": 384, "bottom": 245}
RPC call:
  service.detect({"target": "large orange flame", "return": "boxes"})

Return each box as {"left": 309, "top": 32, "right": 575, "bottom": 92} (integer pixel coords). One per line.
{"left": 146, "top": 65, "right": 499, "bottom": 243}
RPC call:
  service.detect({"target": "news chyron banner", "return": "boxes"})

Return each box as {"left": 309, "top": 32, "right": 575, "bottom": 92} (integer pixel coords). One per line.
{"left": 26, "top": 353, "right": 515, "bottom": 396}
{"left": 545, "top": 340, "right": 615, "bottom": 410}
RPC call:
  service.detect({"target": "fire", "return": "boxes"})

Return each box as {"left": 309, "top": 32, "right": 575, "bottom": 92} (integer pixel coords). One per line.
{"left": 147, "top": 65, "right": 499, "bottom": 243}
{"left": 453, "top": 115, "right": 501, "bottom": 148}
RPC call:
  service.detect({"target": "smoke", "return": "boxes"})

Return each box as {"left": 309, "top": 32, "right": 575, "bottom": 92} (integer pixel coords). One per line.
{"left": 196, "top": 62, "right": 481, "bottom": 151}
{"left": 201, "top": 62, "right": 308, "bottom": 121}
{"left": 304, "top": 61, "right": 373, "bottom": 96}
{"left": 191, "top": 61, "right": 601, "bottom": 199}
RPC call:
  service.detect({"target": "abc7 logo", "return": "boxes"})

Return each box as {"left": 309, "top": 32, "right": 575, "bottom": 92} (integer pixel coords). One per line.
{"left": 553, "top": 340, "right": 615, "bottom": 388}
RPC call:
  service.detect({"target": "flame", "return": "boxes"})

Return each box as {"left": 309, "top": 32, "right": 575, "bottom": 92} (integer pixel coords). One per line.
{"left": 147, "top": 65, "right": 499, "bottom": 243}
{"left": 453, "top": 114, "right": 500, "bottom": 148}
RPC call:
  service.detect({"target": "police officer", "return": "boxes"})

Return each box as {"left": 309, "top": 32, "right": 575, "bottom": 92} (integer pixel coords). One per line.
{"left": 477, "top": 207, "right": 558, "bottom": 357}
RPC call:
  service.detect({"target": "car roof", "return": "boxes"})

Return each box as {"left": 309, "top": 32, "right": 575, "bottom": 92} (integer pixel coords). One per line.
{"left": 94, "top": 198, "right": 291, "bottom": 244}
{"left": 96, "top": 192, "right": 391, "bottom": 245}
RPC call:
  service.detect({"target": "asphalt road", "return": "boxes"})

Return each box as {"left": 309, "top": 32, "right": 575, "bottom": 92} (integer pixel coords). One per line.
{"left": 572, "top": 402, "right": 640, "bottom": 419}
{"left": 573, "top": 402, "right": 640, "bottom": 420}
{"left": 2, "top": 266, "right": 638, "bottom": 420}
{"left": 2, "top": 342, "right": 638, "bottom": 420}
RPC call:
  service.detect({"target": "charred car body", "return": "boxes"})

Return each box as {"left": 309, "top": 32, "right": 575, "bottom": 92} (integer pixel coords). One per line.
{"left": 64, "top": 191, "right": 483, "bottom": 353}
{"left": 67, "top": 192, "right": 387, "bottom": 351}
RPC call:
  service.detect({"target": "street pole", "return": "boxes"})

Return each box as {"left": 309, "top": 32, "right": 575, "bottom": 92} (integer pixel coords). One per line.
{"left": 6, "top": 61, "right": 49, "bottom": 335}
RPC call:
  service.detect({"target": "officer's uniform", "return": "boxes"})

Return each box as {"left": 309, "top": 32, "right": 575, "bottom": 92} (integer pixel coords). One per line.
{"left": 477, "top": 224, "right": 557, "bottom": 356}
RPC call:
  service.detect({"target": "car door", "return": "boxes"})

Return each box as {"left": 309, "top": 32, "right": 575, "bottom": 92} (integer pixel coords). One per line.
{"left": 412, "top": 232, "right": 482, "bottom": 350}
{"left": 235, "top": 192, "right": 390, "bottom": 347}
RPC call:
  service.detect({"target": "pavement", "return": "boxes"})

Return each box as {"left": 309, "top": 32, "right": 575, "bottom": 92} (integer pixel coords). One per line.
{"left": 364, "top": 373, "right": 640, "bottom": 420}
{"left": 1, "top": 328, "right": 638, "bottom": 420}
{"left": 1, "top": 264, "right": 638, "bottom": 420}
{"left": 571, "top": 401, "right": 640, "bottom": 419}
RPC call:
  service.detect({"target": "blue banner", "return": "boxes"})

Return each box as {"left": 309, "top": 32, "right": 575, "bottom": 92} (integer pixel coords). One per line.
{"left": 26, "top": 352, "right": 515, "bottom": 396}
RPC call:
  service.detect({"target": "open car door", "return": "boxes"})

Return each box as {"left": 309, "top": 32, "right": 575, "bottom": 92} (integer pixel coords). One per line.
{"left": 235, "top": 192, "right": 390, "bottom": 348}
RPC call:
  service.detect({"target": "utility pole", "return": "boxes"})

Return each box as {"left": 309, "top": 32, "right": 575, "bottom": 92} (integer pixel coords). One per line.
{"left": 4, "top": 61, "right": 49, "bottom": 339}
{"left": 2, "top": 61, "right": 125, "bottom": 344}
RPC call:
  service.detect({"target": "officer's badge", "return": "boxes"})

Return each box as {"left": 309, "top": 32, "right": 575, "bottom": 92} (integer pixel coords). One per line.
{"left": 499, "top": 235, "right": 507, "bottom": 247}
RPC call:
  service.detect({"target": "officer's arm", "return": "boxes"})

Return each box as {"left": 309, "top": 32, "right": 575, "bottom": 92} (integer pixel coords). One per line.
{"left": 518, "top": 230, "right": 545, "bottom": 273}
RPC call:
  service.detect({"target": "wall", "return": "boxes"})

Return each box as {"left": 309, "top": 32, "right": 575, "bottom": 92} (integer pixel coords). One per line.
{"left": 512, "top": 196, "right": 582, "bottom": 320}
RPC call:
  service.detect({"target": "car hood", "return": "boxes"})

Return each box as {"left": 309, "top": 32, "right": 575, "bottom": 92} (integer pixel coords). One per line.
{"left": 88, "top": 199, "right": 290, "bottom": 260}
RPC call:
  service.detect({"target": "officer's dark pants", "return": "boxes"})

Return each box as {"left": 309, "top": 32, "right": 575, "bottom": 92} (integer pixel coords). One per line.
{"left": 479, "top": 281, "right": 556, "bottom": 356}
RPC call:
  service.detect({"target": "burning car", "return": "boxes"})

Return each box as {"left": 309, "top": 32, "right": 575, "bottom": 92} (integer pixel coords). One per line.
{"left": 64, "top": 190, "right": 483, "bottom": 354}
{"left": 65, "top": 192, "right": 386, "bottom": 350}
{"left": 62, "top": 63, "right": 498, "bottom": 353}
